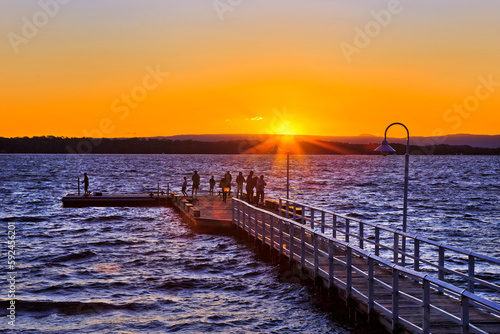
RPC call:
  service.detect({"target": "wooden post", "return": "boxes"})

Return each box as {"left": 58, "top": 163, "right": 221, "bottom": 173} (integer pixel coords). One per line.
{"left": 375, "top": 226, "right": 380, "bottom": 256}
{"left": 289, "top": 224, "right": 294, "bottom": 263}
{"left": 78, "top": 177, "right": 80, "bottom": 196}
{"left": 270, "top": 216, "right": 274, "bottom": 252}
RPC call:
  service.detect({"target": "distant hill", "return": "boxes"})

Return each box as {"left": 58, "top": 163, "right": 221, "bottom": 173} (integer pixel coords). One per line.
{"left": 153, "top": 134, "right": 500, "bottom": 149}
{"left": 1, "top": 136, "right": 498, "bottom": 155}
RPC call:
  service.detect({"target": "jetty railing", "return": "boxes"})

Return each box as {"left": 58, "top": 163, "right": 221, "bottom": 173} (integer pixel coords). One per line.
{"left": 232, "top": 198, "right": 500, "bottom": 334}
{"left": 278, "top": 198, "right": 500, "bottom": 304}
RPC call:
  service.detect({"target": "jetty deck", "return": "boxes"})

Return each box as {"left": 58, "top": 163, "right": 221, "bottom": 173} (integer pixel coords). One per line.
{"left": 61, "top": 193, "right": 170, "bottom": 207}
{"left": 169, "top": 193, "right": 233, "bottom": 232}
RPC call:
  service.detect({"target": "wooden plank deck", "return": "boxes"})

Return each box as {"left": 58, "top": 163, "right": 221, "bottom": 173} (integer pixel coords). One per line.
{"left": 170, "top": 194, "right": 235, "bottom": 232}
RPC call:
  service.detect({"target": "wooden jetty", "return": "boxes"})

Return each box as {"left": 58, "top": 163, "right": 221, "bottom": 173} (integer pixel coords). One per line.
{"left": 230, "top": 198, "right": 500, "bottom": 334}
{"left": 61, "top": 193, "right": 170, "bottom": 207}
{"left": 169, "top": 192, "right": 233, "bottom": 232}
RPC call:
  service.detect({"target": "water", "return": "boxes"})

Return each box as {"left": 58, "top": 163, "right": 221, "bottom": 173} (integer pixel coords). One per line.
{"left": 1, "top": 154, "right": 499, "bottom": 333}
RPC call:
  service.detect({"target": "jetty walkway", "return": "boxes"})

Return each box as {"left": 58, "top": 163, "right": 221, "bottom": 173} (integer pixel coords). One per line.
{"left": 171, "top": 194, "right": 500, "bottom": 334}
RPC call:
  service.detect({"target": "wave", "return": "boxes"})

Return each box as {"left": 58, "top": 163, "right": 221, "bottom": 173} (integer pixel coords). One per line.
{"left": 41, "top": 250, "right": 98, "bottom": 263}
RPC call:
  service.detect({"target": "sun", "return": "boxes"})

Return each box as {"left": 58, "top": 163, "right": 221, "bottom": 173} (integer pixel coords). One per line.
{"left": 274, "top": 120, "right": 302, "bottom": 135}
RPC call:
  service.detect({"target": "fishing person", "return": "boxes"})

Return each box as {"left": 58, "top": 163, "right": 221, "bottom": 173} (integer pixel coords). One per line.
{"left": 235, "top": 171, "right": 245, "bottom": 199}
{"left": 82, "top": 172, "right": 90, "bottom": 196}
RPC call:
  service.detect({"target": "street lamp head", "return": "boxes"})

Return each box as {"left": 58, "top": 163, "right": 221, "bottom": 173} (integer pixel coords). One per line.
{"left": 374, "top": 140, "right": 396, "bottom": 156}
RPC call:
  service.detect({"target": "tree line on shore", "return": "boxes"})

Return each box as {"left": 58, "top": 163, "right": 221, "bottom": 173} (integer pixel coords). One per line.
{"left": 0, "top": 136, "right": 498, "bottom": 155}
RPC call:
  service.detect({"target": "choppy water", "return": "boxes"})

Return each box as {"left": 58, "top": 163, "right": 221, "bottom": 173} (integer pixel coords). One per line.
{"left": 1, "top": 154, "right": 498, "bottom": 333}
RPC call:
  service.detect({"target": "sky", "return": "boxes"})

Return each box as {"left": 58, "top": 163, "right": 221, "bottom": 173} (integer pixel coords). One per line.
{"left": 1, "top": 0, "right": 499, "bottom": 138}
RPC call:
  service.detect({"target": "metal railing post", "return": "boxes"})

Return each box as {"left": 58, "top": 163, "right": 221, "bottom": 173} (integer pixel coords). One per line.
{"left": 279, "top": 219, "right": 283, "bottom": 256}
{"left": 359, "top": 222, "right": 364, "bottom": 249}
{"left": 368, "top": 257, "right": 374, "bottom": 316}
{"left": 313, "top": 234, "right": 319, "bottom": 277}
{"left": 461, "top": 292, "right": 470, "bottom": 334}
{"left": 346, "top": 247, "right": 352, "bottom": 299}
{"left": 321, "top": 211, "right": 325, "bottom": 234}
{"left": 310, "top": 208, "right": 315, "bottom": 229}
{"left": 423, "top": 278, "right": 431, "bottom": 334}
{"left": 345, "top": 219, "right": 350, "bottom": 243}
{"left": 270, "top": 215, "right": 274, "bottom": 252}
{"left": 414, "top": 238, "right": 420, "bottom": 271}
{"left": 392, "top": 267, "right": 399, "bottom": 331}
{"left": 394, "top": 233, "right": 399, "bottom": 264}
{"left": 332, "top": 215, "right": 337, "bottom": 239}
{"left": 328, "top": 240, "right": 334, "bottom": 288}
{"left": 438, "top": 246, "right": 445, "bottom": 281}
{"left": 300, "top": 227, "right": 306, "bottom": 269}
{"left": 468, "top": 255, "right": 475, "bottom": 293}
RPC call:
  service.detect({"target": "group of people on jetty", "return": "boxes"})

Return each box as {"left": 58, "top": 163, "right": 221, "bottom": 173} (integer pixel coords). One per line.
{"left": 182, "top": 170, "right": 267, "bottom": 205}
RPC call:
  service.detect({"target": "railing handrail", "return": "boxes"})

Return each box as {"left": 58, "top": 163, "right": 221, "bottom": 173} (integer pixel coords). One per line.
{"left": 232, "top": 198, "right": 500, "bottom": 333}
{"left": 280, "top": 197, "right": 500, "bottom": 265}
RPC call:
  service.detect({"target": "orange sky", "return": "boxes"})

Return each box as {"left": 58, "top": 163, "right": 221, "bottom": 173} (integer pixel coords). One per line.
{"left": 1, "top": 1, "right": 499, "bottom": 138}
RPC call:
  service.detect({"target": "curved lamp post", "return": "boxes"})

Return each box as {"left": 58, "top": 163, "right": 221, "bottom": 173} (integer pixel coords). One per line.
{"left": 375, "top": 122, "right": 410, "bottom": 265}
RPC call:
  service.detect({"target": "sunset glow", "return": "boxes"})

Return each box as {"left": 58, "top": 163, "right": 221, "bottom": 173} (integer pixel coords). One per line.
{"left": 1, "top": 1, "right": 499, "bottom": 138}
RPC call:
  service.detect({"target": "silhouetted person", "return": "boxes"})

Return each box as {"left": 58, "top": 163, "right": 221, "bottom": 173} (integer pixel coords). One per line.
{"left": 209, "top": 175, "right": 216, "bottom": 195}
{"left": 192, "top": 170, "right": 200, "bottom": 199}
{"left": 82, "top": 173, "right": 90, "bottom": 196}
{"left": 236, "top": 172, "right": 245, "bottom": 199}
{"left": 225, "top": 171, "right": 232, "bottom": 195}
{"left": 220, "top": 175, "right": 230, "bottom": 203}
{"left": 246, "top": 171, "right": 255, "bottom": 203}
{"left": 182, "top": 176, "right": 188, "bottom": 196}
{"left": 256, "top": 175, "right": 267, "bottom": 206}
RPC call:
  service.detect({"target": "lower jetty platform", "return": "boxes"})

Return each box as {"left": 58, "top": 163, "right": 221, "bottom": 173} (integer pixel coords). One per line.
{"left": 61, "top": 193, "right": 170, "bottom": 207}
{"left": 172, "top": 194, "right": 500, "bottom": 333}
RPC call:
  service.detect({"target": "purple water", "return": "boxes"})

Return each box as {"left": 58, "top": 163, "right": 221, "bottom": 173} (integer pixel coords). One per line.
{"left": 1, "top": 154, "right": 498, "bottom": 333}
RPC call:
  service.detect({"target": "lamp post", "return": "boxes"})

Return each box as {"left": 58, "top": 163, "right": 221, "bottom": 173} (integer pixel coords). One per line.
{"left": 375, "top": 122, "right": 410, "bottom": 265}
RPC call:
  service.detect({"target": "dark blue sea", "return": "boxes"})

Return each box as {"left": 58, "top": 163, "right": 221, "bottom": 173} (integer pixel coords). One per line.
{"left": 1, "top": 154, "right": 499, "bottom": 333}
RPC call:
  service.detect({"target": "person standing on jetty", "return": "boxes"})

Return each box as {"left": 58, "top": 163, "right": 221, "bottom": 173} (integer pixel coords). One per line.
{"left": 245, "top": 171, "right": 255, "bottom": 203}
{"left": 220, "top": 175, "right": 230, "bottom": 203}
{"left": 225, "top": 171, "right": 232, "bottom": 195}
{"left": 209, "top": 175, "right": 216, "bottom": 195}
{"left": 82, "top": 172, "right": 90, "bottom": 196}
{"left": 181, "top": 176, "right": 188, "bottom": 196}
{"left": 235, "top": 172, "right": 245, "bottom": 199}
{"left": 256, "top": 175, "right": 267, "bottom": 206}
{"left": 192, "top": 170, "right": 200, "bottom": 199}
